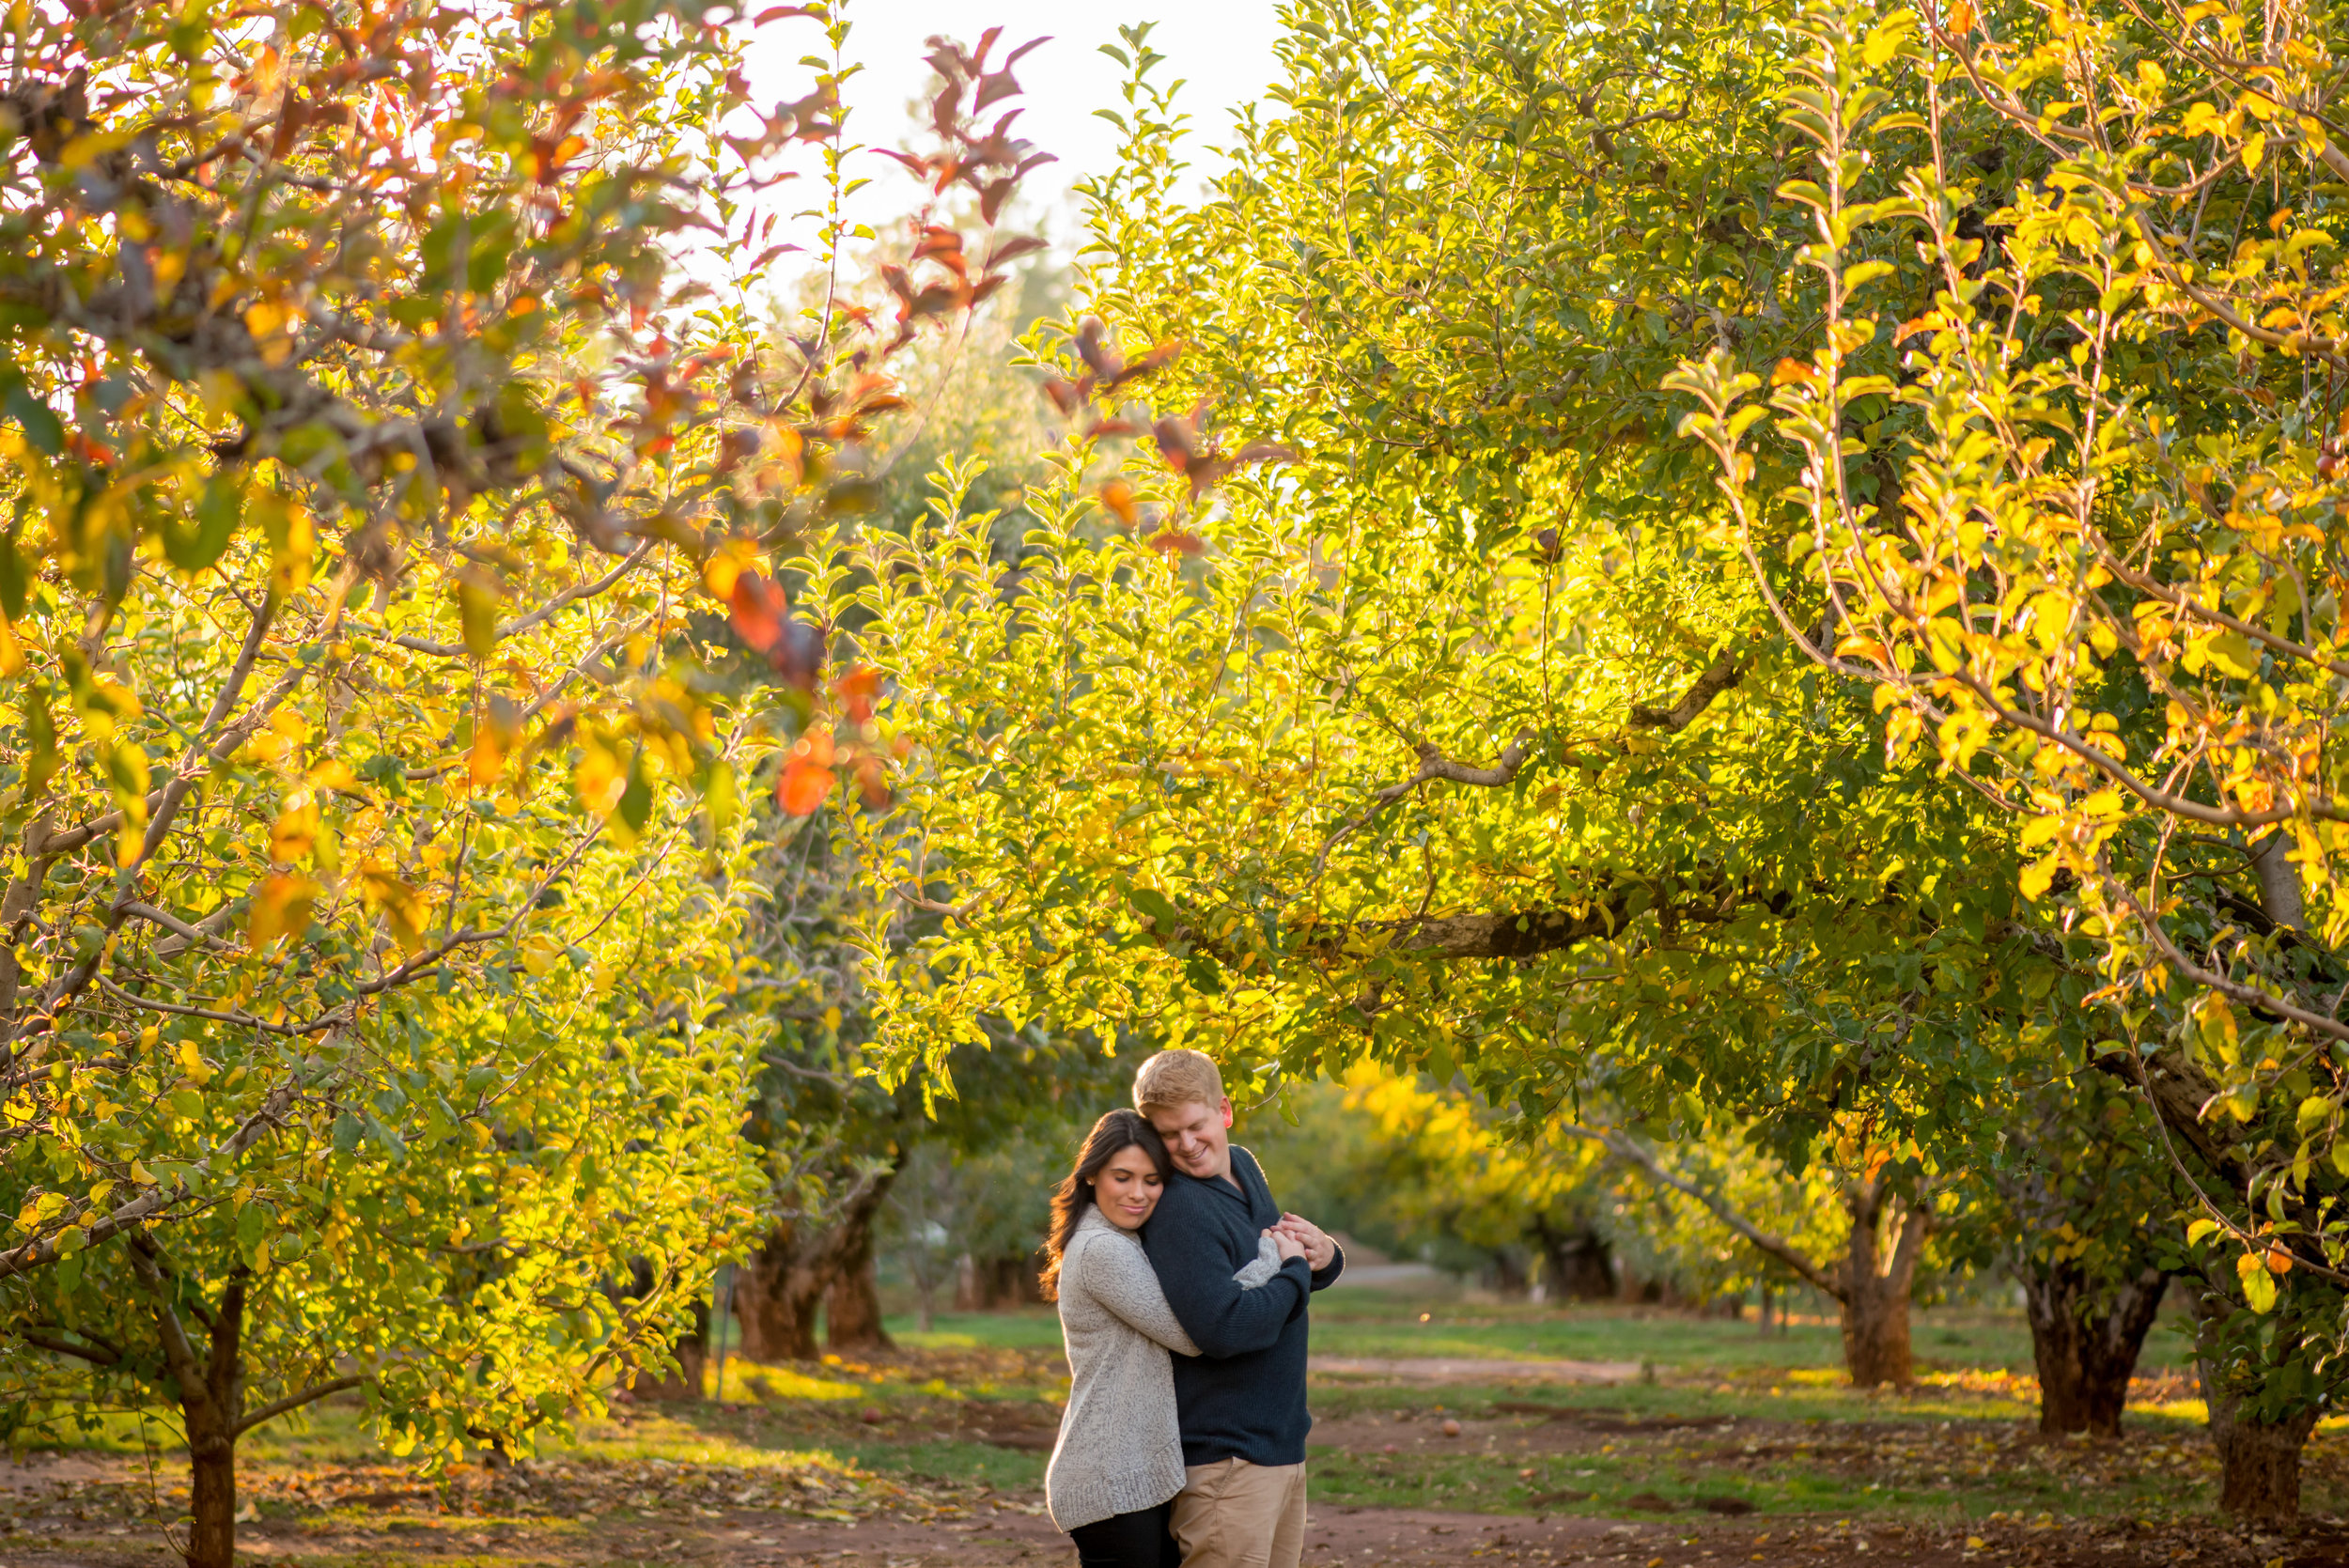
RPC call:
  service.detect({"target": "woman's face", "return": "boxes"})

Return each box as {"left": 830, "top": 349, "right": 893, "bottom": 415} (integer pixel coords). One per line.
{"left": 1092, "top": 1142, "right": 1165, "bottom": 1231}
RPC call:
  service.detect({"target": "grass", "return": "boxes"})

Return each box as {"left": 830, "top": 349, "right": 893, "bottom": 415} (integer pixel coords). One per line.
{"left": 8, "top": 1282, "right": 2342, "bottom": 1559}
{"left": 885, "top": 1288, "right": 2201, "bottom": 1388}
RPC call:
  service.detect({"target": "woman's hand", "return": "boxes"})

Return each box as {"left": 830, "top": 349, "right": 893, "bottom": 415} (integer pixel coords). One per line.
{"left": 1266, "top": 1225, "right": 1308, "bottom": 1262}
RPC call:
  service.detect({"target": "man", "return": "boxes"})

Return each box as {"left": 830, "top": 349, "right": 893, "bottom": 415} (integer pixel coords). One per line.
{"left": 1134, "top": 1049, "right": 1342, "bottom": 1568}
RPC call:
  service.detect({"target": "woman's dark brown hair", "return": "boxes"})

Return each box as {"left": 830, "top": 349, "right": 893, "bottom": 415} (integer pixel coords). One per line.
{"left": 1038, "top": 1110, "right": 1173, "bottom": 1301}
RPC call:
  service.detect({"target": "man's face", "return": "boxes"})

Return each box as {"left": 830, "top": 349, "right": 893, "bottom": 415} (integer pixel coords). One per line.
{"left": 1144, "top": 1095, "right": 1234, "bottom": 1183}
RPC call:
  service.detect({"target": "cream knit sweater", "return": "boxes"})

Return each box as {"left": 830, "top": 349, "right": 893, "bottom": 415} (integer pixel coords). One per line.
{"left": 1045, "top": 1206, "right": 1204, "bottom": 1531}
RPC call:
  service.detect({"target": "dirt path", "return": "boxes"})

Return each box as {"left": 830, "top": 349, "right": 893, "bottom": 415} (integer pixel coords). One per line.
{"left": 5, "top": 1502, "right": 2347, "bottom": 1567}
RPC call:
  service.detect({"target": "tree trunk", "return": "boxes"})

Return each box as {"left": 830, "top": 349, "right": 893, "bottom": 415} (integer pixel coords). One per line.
{"left": 185, "top": 1424, "right": 237, "bottom": 1568}
{"left": 1532, "top": 1220, "right": 1616, "bottom": 1301}
{"left": 2201, "top": 1368, "right": 2317, "bottom": 1522}
{"left": 2019, "top": 1263, "right": 2166, "bottom": 1436}
{"left": 636, "top": 1295, "right": 708, "bottom": 1400}
{"left": 1836, "top": 1177, "right": 1929, "bottom": 1389}
{"left": 825, "top": 1250, "right": 894, "bottom": 1352}
{"left": 734, "top": 1225, "right": 828, "bottom": 1360}
{"left": 169, "top": 1271, "right": 247, "bottom": 1568}
{"left": 735, "top": 1162, "right": 899, "bottom": 1361}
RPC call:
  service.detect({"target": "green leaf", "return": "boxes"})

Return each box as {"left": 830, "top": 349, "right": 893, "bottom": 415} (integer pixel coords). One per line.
{"left": 2204, "top": 631, "right": 2259, "bottom": 679}
{"left": 1129, "top": 888, "right": 1182, "bottom": 931}
{"left": 6, "top": 384, "right": 62, "bottom": 456}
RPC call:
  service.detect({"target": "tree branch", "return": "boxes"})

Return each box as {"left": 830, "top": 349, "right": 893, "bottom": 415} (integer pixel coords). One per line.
{"left": 18, "top": 1327, "right": 122, "bottom": 1366}
{"left": 1628, "top": 649, "right": 1744, "bottom": 730}
{"left": 369, "top": 541, "right": 655, "bottom": 659}
{"left": 231, "top": 1374, "right": 370, "bottom": 1438}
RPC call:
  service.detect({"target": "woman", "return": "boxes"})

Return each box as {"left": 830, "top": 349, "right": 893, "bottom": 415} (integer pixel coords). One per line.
{"left": 1040, "top": 1109, "right": 1304, "bottom": 1567}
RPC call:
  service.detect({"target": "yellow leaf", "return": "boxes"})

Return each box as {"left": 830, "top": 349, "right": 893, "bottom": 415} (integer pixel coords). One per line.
{"left": 0, "top": 616, "right": 22, "bottom": 676}
{"left": 2243, "top": 132, "right": 2266, "bottom": 173}
{"left": 270, "top": 795, "right": 319, "bottom": 863}
{"left": 469, "top": 723, "right": 508, "bottom": 788}
{"left": 176, "top": 1038, "right": 213, "bottom": 1086}
{"left": 248, "top": 874, "right": 319, "bottom": 950}
{"left": 358, "top": 864, "right": 430, "bottom": 954}
{"left": 702, "top": 535, "right": 762, "bottom": 602}
{"left": 2238, "top": 1248, "right": 2278, "bottom": 1311}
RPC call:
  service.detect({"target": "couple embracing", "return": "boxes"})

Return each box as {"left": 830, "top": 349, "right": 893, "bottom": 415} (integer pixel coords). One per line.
{"left": 1040, "top": 1049, "right": 1344, "bottom": 1568}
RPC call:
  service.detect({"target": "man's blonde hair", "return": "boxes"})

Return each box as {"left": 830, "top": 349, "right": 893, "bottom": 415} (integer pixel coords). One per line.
{"left": 1133, "top": 1048, "right": 1225, "bottom": 1114}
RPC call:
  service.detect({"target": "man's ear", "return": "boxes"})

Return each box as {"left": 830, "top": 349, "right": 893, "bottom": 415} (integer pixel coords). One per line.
{"left": 1220, "top": 1096, "right": 1234, "bottom": 1129}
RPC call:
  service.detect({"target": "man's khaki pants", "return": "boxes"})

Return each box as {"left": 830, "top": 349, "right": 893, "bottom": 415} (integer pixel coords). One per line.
{"left": 1170, "top": 1458, "right": 1307, "bottom": 1568}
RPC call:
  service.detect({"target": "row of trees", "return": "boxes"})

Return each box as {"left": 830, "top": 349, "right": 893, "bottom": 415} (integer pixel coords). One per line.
{"left": 819, "top": 0, "right": 2349, "bottom": 1527}
{"left": 1252, "top": 1066, "right": 2174, "bottom": 1436}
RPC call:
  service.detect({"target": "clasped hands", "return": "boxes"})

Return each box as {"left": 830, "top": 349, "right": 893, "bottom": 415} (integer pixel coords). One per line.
{"left": 1261, "top": 1211, "right": 1337, "bottom": 1270}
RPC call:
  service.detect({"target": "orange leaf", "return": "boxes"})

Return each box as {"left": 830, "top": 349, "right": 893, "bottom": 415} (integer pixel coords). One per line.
{"left": 777, "top": 757, "right": 835, "bottom": 815}
{"left": 1771, "top": 358, "right": 1814, "bottom": 386}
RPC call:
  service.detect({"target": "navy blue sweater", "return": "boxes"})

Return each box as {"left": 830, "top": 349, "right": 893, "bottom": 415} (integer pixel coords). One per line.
{"left": 1141, "top": 1145, "right": 1343, "bottom": 1467}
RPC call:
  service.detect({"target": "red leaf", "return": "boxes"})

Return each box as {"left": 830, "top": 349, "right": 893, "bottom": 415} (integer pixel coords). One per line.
{"left": 1101, "top": 339, "right": 1184, "bottom": 391}
{"left": 1074, "top": 318, "right": 1120, "bottom": 380}
{"left": 985, "top": 235, "right": 1050, "bottom": 270}
{"left": 777, "top": 730, "right": 838, "bottom": 815}
{"left": 973, "top": 71, "right": 1021, "bottom": 113}
{"left": 730, "top": 571, "right": 788, "bottom": 654}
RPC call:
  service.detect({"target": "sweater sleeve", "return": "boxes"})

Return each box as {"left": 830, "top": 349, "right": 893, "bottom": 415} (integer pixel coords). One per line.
{"left": 1077, "top": 1234, "right": 1202, "bottom": 1358}
{"left": 1146, "top": 1196, "right": 1309, "bottom": 1360}
{"left": 1311, "top": 1241, "right": 1345, "bottom": 1292}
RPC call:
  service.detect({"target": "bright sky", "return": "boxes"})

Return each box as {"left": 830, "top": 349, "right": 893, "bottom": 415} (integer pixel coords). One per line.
{"left": 739, "top": 0, "right": 1286, "bottom": 245}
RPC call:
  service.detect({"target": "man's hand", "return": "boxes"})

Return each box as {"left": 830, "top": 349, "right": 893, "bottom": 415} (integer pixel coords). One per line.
{"left": 1274, "top": 1213, "right": 1337, "bottom": 1272}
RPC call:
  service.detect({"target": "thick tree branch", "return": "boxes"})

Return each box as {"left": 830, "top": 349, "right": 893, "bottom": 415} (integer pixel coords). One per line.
{"left": 1629, "top": 649, "right": 1744, "bottom": 730}
{"left": 122, "top": 1234, "right": 221, "bottom": 1431}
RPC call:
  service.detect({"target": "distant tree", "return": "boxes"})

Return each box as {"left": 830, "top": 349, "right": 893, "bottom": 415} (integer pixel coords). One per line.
{"left": 1248, "top": 1070, "right": 1625, "bottom": 1300}
{"left": 1572, "top": 1117, "right": 1962, "bottom": 1386}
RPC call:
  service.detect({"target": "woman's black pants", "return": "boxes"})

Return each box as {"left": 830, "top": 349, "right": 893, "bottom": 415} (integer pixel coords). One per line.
{"left": 1067, "top": 1501, "right": 1182, "bottom": 1568}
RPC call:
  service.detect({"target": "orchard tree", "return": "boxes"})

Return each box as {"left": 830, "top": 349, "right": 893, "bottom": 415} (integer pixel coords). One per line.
{"left": 1673, "top": 0, "right": 2349, "bottom": 1517}
{"left": 823, "top": 3, "right": 2094, "bottom": 1394}
{"left": 0, "top": 2, "right": 1052, "bottom": 1562}
{"left": 1573, "top": 1118, "right": 1958, "bottom": 1385}
{"left": 1984, "top": 1076, "right": 2176, "bottom": 1436}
